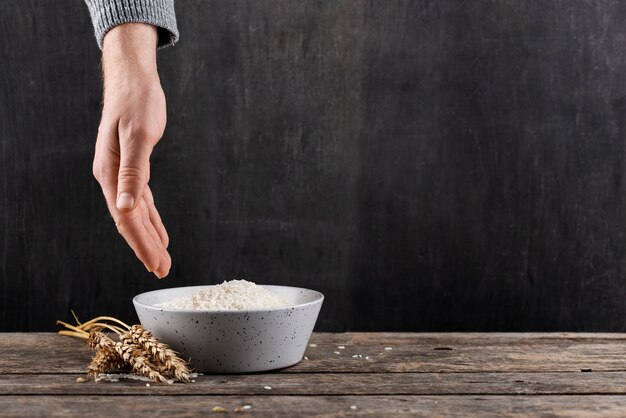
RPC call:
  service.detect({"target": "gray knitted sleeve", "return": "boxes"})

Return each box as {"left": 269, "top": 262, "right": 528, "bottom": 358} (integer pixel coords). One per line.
{"left": 84, "top": 0, "right": 179, "bottom": 49}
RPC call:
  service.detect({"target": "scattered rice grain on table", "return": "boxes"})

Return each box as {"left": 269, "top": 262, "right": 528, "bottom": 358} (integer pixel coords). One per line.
{"left": 234, "top": 405, "right": 252, "bottom": 413}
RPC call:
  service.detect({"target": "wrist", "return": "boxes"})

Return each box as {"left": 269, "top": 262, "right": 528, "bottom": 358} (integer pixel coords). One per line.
{"left": 102, "top": 23, "right": 159, "bottom": 79}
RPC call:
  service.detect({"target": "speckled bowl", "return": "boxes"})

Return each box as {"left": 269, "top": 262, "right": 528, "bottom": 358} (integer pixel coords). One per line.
{"left": 133, "top": 285, "right": 324, "bottom": 373}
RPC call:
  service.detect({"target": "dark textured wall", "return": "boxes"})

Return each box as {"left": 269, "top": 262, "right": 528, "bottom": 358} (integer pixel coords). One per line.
{"left": 2, "top": 1, "right": 626, "bottom": 331}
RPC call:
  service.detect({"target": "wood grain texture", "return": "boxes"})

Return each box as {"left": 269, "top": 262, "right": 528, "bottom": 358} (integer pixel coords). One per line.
{"left": 7, "top": 372, "right": 626, "bottom": 395}
{"left": 3, "top": 1, "right": 626, "bottom": 332}
{"left": 3, "top": 333, "right": 626, "bottom": 374}
{"left": 3, "top": 333, "right": 626, "bottom": 416}
{"left": 3, "top": 395, "right": 626, "bottom": 417}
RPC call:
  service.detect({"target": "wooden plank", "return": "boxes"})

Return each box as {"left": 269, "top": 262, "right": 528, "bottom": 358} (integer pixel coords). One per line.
{"left": 3, "top": 372, "right": 626, "bottom": 396}
{"left": 340, "top": 332, "right": 626, "bottom": 342}
{"left": 295, "top": 333, "right": 626, "bottom": 373}
{"left": 2, "top": 395, "right": 626, "bottom": 417}
{"left": 3, "top": 333, "right": 626, "bottom": 374}
{"left": 0, "top": 333, "right": 92, "bottom": 374}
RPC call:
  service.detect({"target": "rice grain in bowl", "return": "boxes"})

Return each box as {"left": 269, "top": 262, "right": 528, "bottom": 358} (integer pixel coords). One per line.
{"left": 133, "top": 283, "right": 324, "bottom": 373}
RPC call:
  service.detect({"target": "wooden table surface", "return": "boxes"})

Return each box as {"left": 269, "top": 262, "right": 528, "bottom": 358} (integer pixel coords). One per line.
{"left": 3, "top": 333, "right": 626, "bottom": 416}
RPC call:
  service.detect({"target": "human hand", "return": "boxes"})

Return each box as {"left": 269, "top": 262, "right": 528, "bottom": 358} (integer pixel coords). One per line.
{"left": 92, "top": 23, "right": 171, "bottom": 279}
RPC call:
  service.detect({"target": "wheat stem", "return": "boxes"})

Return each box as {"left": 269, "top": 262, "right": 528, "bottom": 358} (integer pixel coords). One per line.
{"left": 58, "top": 330, "right": 88, "bottom": 339}
{"left": 82, "top": 322, "right": 124, "bottom": 335}
{"left": 56, "top": 320, "right": 89, "bottom": 337}
{"left": 71, "top": 309, "right": 81, "bottom": 326}
{"left": 79, "top": 316, "right": 131, "bottom": 331}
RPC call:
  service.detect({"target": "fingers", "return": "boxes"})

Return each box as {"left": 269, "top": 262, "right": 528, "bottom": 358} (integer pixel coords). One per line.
{"left": 115, "top": 198, "right": 171, "bottom": 278}
{"left": 114, "top": 205, "right": 161, "bottom": 273}
{"left": 143, "top": 185, "right": 169, "bottom": 248}
{"left": 116, "top": 130, "right": 155, "bottom": 212}
{"left": 138, "top": 198, "right": 171, "bottom": 278}
{"left": 93, "top": 123, "right": 170, "bottom": 279}
{"left": 140, "top": 210, "right": 171, "bottom": 278}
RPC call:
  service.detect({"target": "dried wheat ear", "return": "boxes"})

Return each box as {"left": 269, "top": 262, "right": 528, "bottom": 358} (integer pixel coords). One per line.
{"left": 57, "top": 314, "right": 191, "bottom": 384}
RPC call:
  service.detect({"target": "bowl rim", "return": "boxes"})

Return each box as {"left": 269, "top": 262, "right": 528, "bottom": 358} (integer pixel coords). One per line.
{"left": 133, "top": 284, "right": 325, "bottom": 314}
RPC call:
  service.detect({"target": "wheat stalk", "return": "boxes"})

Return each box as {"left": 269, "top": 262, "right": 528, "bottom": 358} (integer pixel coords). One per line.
{"left": 114, "top": 338, "right": 168, "bottom": 383}
{"left": 58, "top": 314, "right": 192, "bottom": 384}
{"left": 129, "top": 325, "right": 191, "bottom": 382}
{"left": 87, "top": 331, "right": 115, "bottom": 350}
{"left": 88, "top": 344, "right": 125, "bottom": 376}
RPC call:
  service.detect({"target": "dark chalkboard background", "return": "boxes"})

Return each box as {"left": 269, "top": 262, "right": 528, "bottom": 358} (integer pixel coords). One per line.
{"left": 2, "top": 0, "right": 626, "bottom": 332}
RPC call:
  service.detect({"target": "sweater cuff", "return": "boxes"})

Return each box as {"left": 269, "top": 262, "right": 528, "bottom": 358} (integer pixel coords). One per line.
{"left": 85, "top": 0, "right": 179, "bottom": 50}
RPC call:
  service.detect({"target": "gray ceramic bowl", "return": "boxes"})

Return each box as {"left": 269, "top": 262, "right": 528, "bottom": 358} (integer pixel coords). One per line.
{"left": 133, "top": 285, "right": 324, "bottom": 373}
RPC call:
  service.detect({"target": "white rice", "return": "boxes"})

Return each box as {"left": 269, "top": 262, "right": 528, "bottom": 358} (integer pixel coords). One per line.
{"left": 157, "top": 279, "right": 288, "bottom": 310}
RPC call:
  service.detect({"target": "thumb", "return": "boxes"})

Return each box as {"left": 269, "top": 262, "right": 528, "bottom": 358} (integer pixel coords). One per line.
{"left": 116, "top": 136, "right": 153, "bottom": 211}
